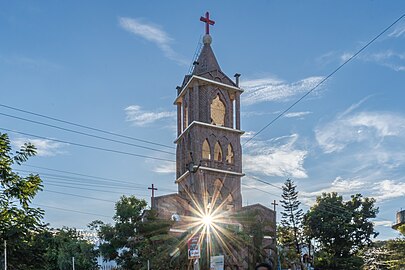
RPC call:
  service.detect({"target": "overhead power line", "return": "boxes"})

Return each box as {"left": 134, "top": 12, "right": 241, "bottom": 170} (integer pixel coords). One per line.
{"left": 1, "top": 127, "right": 175, "bottom": 163}
{"left": 245, "top": 174, "right": 283, "bottom": 190}
{"left": 20, "top": 164, "right": 176, "bottom": 192}
{"left": 242, "top": 183, "right": 282, "bottom": 198}
{"left": 43, "top": 182, "right": 147, "bottom": 196}
{"left": 33, "top": 203, "right": 111, "bottom": 218}
{"left": 243, "top": 13, "right": 405, "bottom": 146}
{"left": 0, "top": 102, "right": 175, "bottom": 149}
{"left": 0, "top": 112, "right": 174, "bottom": 155}
{"left": 44, "top": 190, "right": 116, "bottom": 203}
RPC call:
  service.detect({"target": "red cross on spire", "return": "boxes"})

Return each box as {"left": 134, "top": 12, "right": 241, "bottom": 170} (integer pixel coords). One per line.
{"left": 200, "top": 11, "right": 215, "bottom": 35}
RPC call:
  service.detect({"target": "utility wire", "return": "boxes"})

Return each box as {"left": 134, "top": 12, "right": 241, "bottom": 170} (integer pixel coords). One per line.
{"left": 242, "top": 183, "right": 282, "bottom": 198}
{"left": 17, "top": 169, "right": 160, "bottom": 191}
{"left": 1, "top": 127, "right": 175, "bottom": 163}
{"left": 33, "top": 203, "right": 111, "bottom": 218}
{"left": 245, "top": 174, "right": 283, "bottom": 190}
{"left": 20, "top": 164, "right": 177, "bottom": 192}
{"left": 43, "top": 182, "right": 148, "bottom": 196}
{"left": 0, "top": 112, "right": 174, "bottom": 155}
{"left": 243, "top": 13, "right": 405, "bottom": 146}
{"left": 0, "top": 103, "right": 175, "bottom": 149}
{"left": 44, "top": 190, "right": 117, "bottom": 203}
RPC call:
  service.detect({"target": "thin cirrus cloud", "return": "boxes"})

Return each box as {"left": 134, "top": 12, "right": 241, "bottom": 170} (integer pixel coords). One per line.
{"left": 315, "top": 110, "right": 405, "bottom": 154}
{"left": 153, "top": 161, "right": 176, "bottom": 174}
{"left": 118, "top": 17, "right": 188, "bottom": 66}
{"left": 388, "top": 21, "right": 405, "bottom": 38}
{"left": 12, "top": 137, "right": 67, "bottom": 157}
{"left": 125, "top": 105, "right": 176, "bottom": 126}
{"left": 301, "top": 176, "right": 366, "bottom": 198}
{"left": 284, "top": 111, "right": 312, "bottom": 118}
{"left": 373, "top": 179, "right": 405, "bottom": 201}
{"left": 243, "top": 134, "right": 308, "bottom": 179}
{"left": 340, "top": 50, "right": 405, "bottom": 72}
{"left": 241, "top": 76, "right": 325, "bottom": 106}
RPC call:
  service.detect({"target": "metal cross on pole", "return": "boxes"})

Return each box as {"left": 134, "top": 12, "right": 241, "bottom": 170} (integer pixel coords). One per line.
{"left": 200, "top": 11, "right": 215, "bottom": 35}
{"left": 271, "top": 199, "right": 278, "bottom": 212}
{"left": 148, "top": 184, "right": 158, "bottom": 209}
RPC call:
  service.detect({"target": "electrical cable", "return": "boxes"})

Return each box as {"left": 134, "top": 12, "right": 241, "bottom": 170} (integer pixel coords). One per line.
{"left": 0, "top": 111, "right": 175, "bottom": 155}
{"left": 0, "top": 102, "right": 175, "bottom": 149}
{"left": 33, "top": 203, "right": 111, "bottom": 218}
{"left": 43, "top": 189, "right": 117, "bottom": 203}
{"left": 1, "top": 127, "right": 176, "bottom": 163}
{"left": 20, "top": 164, "right": 177, "bottom": 192}
{"left": 243, "top": 13, "right": 405, "bottom": 146}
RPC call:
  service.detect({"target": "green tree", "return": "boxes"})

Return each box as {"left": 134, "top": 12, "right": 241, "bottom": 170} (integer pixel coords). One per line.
{"left": 279, "top": 179, "right": 304, "bottom": 268}
{"left": 303, "top": 192, "right": 378, "bottom": 270}
{"left": 93, "top": 195, "right": 180, "bottom": 270}
{"left": 0, "top": 132, "right": 45, "bottom": 269}
{"left": 43, "top": 228, "right": 98, "bottom": 270}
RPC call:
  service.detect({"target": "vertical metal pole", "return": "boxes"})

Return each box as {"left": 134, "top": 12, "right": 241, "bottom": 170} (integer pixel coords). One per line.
{"left": 147, "top": 259, "right": 150, "bottom": 270}
{"left": 72, "top": 257, "right": 75, "bottom": 270}
{"left": 4, "top": 240, "right": 7, "bottom": 270}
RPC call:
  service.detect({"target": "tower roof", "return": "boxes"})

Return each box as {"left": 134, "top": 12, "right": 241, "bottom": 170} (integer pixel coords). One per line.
{"left": 192, "top": 35, "right": 221, "bottom": 75}
{"left": 190, "top": 34, "right": 236, "bottom": 87}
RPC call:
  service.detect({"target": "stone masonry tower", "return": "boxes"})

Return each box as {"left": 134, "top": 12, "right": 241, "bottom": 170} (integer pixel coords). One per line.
{"left": 174, "top": 14, "right": 244, "bottom": 213}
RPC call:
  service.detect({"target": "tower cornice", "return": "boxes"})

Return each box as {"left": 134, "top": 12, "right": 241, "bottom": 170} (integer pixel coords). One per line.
{"left": 174, "top": 120, "right": 244, "bottom": 144}
{"left": 175, "top": 166, "right": 245, "bottom": 184}
{"left": 174, "top": 75, "right": 243, "bottom": 105}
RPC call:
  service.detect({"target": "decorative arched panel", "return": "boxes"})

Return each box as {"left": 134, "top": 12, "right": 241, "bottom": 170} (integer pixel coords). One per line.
{"left": 210, "top": 94, "right": 226, "bottom": 126}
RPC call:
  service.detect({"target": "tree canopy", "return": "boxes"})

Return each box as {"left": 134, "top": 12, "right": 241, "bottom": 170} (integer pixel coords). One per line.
{"left": 303, "top": 192, "right": 379, "bottom": 270}
{"left": 92, "top": 195, "right": 180, "bottom": 270}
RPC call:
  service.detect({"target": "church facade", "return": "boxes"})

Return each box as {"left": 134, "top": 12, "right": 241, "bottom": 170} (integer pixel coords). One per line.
{"left": 154, "top": 12, "right": 276, "bottom": 269}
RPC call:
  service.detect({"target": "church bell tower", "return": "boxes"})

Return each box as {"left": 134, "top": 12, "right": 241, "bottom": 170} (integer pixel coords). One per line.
{"left": 174, "top": 12, "right": 244, "bottom": 212}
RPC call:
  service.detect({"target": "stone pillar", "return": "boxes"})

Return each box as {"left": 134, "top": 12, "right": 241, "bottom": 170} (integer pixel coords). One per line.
{"left": 193, "top": 82, "right": 199, "bottom": 122}
{"left": 235, "top": 92, "right": 241, "bottom": 130}
{"left": 177, "top": 102, "right": 182, "bottom": 136}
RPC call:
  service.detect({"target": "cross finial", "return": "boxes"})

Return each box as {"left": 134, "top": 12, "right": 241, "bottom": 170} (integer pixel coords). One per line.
{"left": 200, "top": 11, "right": 215, "bottom": 35}
{"left": 148, "top": 184, "right": 158, "bottom": 209}
{"left": 271, "top": 199, "right": 279, "bottom": 212}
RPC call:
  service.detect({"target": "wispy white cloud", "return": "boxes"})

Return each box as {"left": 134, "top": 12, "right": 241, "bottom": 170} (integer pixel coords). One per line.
{"left": 118, "top": 17, "right": 187, "bottom": 66}
{"left": 12, "top": 138, "right": 67, "bottom": 157}
{"left": 153, "top": 161, "right": 176, "bottom": 174}
{"left": 316, "top": 110, "right": 405, "bottom": 154}
{"left": 125, "top": 105, "right": 176, "bottom": 126}
{"left": 244, "top": 134, "right": 308, "bottom": 178}
{"left": 339, "top": 50, "right": 405, "bottom": 72}
{"left": 301, "top": 176, "right": 366, "bottom": 198}
{"left": 373, "top": 220, "right": 393, "bottom": 227}
{"left": 372, "top": 179, "right": 405, "bottom": 201}
{"left": 241, "top": 76, "right": 325, "bottom": 105}
{"left": 388, "top": 22, "right": 405, "bottom": 38}
{"left": 0, "top": 54, "right": 62, "bottom": 70}
{"left": 284, "top": 111, "right": 312, "bottom": 119}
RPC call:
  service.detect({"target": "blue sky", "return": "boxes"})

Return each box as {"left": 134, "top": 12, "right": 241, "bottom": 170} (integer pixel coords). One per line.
{"left": 1, "top": 1, "right": 405, "bottom": 240}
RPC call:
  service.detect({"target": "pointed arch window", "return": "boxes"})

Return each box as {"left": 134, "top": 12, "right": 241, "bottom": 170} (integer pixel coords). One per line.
{"left": 226, "top": 144, "right": 234, "bottom": 164}
{"left": 214, "top": 141, "right": 222, "bottom": 161}
{"left": 202, "top": 139, "right": 211, "bottom": 160}
{"left": 210, "top": 94, "right": 226, "bottom": 126}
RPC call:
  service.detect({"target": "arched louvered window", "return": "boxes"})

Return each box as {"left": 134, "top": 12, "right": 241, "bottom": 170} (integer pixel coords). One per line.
{"left": 226, "top": 144, "right": 234, "bottom": 164}
{"left": 202, "top": 139, "right": 211, "bottom": 160}
{"left": 214, "top": 142, "right": 222, "bottom": 161}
